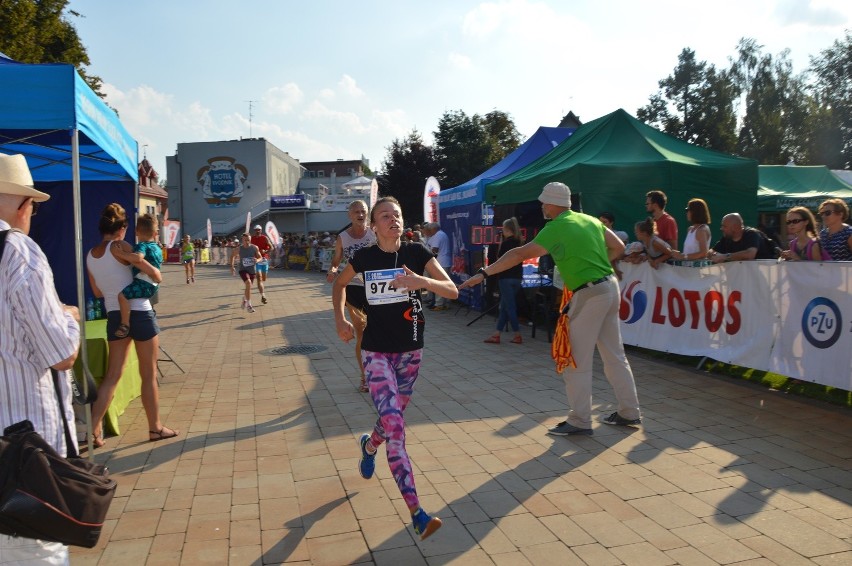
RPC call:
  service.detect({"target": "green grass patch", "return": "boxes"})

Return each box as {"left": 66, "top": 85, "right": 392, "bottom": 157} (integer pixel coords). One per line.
{"left": 627, "top": 346, "right": 852, "bottom": 409}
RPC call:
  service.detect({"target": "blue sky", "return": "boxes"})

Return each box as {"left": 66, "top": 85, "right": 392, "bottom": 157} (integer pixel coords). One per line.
{"left": 68, "top": 0, "right": 850, "bottom": 179}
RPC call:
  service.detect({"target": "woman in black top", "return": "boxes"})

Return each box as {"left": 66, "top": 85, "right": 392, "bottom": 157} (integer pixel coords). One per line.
{"left": 332, "top": 197, "right": 458, "bottom": 541}
{"left": 484, "top": 217, "right": 525, "bottom": 344}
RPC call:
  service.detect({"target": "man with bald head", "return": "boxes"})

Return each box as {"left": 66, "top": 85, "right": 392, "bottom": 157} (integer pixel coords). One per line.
{"left": 708, "top": 213, "right": 775, "bottom": 263}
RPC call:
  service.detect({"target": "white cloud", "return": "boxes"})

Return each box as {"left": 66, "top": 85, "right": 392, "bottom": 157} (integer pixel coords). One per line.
{"left": 319, "top": 88, "right": 335, "bottom": 99}
{"left": 773, "top": 0, "right": 849, "bottom": 27}
{"left": 302, "top": 101, "right": 369, "bottom": 134}
{"left": 338, "top": 74, "right": 364, "bottom": 97}
{"left": 448, "top": 52, "right": 472, "bottom": 70}
{"left": 264, "top": 83, "right": 304, "bottom": 115}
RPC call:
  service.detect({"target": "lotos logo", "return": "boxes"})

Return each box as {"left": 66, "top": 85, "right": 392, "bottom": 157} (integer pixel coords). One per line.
{"left": 619, "top": 280, "right": 647, "bottom": 324}
{"left": 801, "top": 297, "right": 842, "bottom": 349}
{"left": 650, "top": 287, "right": 742, "bottom": 334}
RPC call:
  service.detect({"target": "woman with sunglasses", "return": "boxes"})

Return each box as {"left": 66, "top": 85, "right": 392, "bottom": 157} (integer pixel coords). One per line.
{"left": 818, "top": 198, "right": 852, "bottom": 261}
{"left": 780, "top": 206, "right": 828, "bottom": 261}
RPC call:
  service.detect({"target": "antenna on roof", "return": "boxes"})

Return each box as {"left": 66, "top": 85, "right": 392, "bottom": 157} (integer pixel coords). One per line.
{"left": 246, "top": 100, "right": 257, "bottom": 138}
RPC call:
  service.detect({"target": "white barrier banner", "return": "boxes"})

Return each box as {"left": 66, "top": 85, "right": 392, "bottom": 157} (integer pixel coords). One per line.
{"left": 617, "top": 262, "right": 777, "bottom": 370}
{"left": 617, "top": 261, "right": 852, "bottom": 390}
{"left": 769, "top": 262, "right": 852, "bottom": 389}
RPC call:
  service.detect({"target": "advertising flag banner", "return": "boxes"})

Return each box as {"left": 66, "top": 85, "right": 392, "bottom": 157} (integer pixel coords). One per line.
{"left": 206, "top": 218, "right": 212, "bottom": 243}
{"left": 424, "top": 176, "right": 440, "bottom": 224}
{"left": 164, "top": 220, "right": 181, "bottom": 248}
{"left": 245, "top": 211, "right": 251, "bottom": 235}
{"left": 265, "top": 221, "right": 281, "bottom": 246}
{"left": 370, "top": 178, "right": 379, "bottom": 209}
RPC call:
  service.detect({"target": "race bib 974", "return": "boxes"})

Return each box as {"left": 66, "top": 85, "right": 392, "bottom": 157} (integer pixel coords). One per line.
{"left": 364, "top": 268, "right": 408, "bottom": 305}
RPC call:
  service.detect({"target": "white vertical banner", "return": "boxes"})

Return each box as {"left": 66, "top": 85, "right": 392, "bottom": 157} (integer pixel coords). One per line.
{"left": 245, "top": 211, "right": 251, "bottom": 235}
{"left": 265, "top": 221, "right": 281, "bottom": 246}
{"left": 370, "top": 178, "right": 379, "bottom": 210}
{"left": 206, "top": 218, "right": 212, "bottom": 243}
{"left": 424, "top": 176, "right": 440, "bottom": 224}
{"left": 163, "top": 220, "right": 181, "bottom": 248}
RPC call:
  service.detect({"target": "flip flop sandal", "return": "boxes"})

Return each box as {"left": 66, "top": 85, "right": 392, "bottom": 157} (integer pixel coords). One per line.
{"left": 359, "top": 383, "right": 369, "bottom": 393}
{"left": 114, "top": 324, "right": 130, "bottom": 339}
{"left": 483, "top": 335, "right": 500, "bottom": 344}
{"left": 149, "top": 427, "right": 180, "bottom": 442}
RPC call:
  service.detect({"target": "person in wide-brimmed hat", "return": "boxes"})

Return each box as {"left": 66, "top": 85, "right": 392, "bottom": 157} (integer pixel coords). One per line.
{"left": 0, "top": 153, "right": 81, "bottom": 563}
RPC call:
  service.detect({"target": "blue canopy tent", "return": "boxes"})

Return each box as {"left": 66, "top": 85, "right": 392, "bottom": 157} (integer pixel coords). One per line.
{"left": 438, "top": 126, "right": 574, "bottom": 309}
{"left": 1, "top": 56, "right": 138, "bottom": 442}
{"left": 0, "top": 55, "right": 138, "bottom": 308}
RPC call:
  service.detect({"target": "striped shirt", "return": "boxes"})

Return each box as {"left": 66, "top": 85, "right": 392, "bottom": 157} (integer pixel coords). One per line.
{"left": 0, "top": 221, "right": 79, "bottom": 456}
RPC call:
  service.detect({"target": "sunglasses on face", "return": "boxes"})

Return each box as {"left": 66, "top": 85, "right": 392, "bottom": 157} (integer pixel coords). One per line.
{"left": 819, "top": 210, "right": 836, "bottom": 217}
{"left": 18, "top": 198, "right": 40, "bottom": 216}
{"left": 786, "top": 218, "right": 805, "bottom": 225}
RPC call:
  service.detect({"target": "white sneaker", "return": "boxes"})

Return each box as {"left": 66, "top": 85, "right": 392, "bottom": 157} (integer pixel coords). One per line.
{"left": 246, "top": 304, "right": 256, "bottom": 313}
{"left": 241, "top": 299, "right": 247, "bottom": 310}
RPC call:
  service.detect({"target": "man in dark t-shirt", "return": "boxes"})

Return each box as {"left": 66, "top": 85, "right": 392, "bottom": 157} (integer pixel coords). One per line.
{"left": 709, "top": 213, "right": 773, "bottom": 262}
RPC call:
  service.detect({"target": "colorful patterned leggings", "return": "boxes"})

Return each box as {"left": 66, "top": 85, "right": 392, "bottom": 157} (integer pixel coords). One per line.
{"left": 362, "top": 349, "right": 422, "bottom": 509}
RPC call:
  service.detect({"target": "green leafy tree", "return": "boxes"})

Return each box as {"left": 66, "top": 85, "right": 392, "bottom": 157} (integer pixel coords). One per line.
{"left": 0, "top": 0, "right": 104, "bottom": 96}
{"left": 433, "top": 110, "right": 491, "bottom": 189}
{"left": 637, "top": 48, "right": 738, "bottom": 153}
{"left": 481, "top": 110, "right": 522, "bottom": 167}
{"left": 809, "top": 31, "right": 852, "bottom": 168}
{"left": 377, "top": 129, "right": 437, "bottom": 225}
{"left": 731, "top": 41, "right": 811, "bottom": 164}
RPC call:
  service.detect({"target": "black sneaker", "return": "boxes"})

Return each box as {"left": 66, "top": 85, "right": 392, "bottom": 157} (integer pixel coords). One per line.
{"left": 601, "top": 412, "right": 641, "bottom": 426}
{"left": 547, "top": 421, "right": 592, "bottom": 436}
{"left": 261, "top": 295, "right": 268, "bottom": 304}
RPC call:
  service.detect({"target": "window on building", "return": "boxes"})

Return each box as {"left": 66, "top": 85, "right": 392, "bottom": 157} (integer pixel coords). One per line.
{"left": 317, "top": 171, "right": 325, "bottom": 177}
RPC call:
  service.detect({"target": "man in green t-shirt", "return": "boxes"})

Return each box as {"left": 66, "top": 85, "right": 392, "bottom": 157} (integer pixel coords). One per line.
{"left": 460, "top": 182, "right": 641, "bottom": 436}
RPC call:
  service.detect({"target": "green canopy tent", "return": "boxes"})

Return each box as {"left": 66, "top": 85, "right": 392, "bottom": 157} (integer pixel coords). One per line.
{"left": 757, "top": 165, "right": 852, "bottom": 211}
{"left": 486, "top": 109, "right": 758, "bottom": 243}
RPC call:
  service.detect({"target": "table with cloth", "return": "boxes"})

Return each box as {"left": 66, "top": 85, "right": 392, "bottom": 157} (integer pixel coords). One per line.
{"left": 72, "top": 319, "right": 141, "bottom": 435}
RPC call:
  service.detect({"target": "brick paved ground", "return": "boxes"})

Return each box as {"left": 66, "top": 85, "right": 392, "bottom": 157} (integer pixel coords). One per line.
{"left": 70, "top": 263, "right": 852, "bottom": 565}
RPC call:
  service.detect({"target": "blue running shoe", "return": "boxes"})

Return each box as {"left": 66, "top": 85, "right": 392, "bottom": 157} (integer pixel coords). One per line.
{"left": 358, "top": 434, "right": 375, "bottom": 479}
{"left": 412, "top": 508, "right": 442, "bottom": 540}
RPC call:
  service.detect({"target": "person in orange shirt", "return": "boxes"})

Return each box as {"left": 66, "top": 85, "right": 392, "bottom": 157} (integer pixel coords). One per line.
{"left": 250, "top": 225, "right": 272, "bottom": 304}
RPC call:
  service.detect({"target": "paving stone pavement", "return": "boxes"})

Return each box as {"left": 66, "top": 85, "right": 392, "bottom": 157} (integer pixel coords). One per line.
{"left": 70, "top": 263, "right": 852, "bottom": 565}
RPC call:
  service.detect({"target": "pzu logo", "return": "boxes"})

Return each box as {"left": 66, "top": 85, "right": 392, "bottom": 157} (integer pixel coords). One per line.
{"left": 802, "top": 297, "right": 842, "bottom": 349}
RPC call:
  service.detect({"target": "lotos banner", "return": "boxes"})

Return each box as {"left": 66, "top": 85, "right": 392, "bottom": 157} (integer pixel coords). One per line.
{"left": 616, "top": 260, "right": 852, "bottom": 390}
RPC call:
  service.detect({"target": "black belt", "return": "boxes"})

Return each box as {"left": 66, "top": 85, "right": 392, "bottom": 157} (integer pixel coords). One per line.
{"left": 571, "top": 275, "right": 611, "bottom": 294}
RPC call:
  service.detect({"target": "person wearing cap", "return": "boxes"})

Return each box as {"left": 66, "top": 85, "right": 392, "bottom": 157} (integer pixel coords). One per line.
{"left": 459, "top": 181, "right": 642, "bottom": 436}
{"left": 250, "top": 224, "right": 272, "bottom": 304}
{"left": 0, "top": 154, "right": 81, "bottom": 563}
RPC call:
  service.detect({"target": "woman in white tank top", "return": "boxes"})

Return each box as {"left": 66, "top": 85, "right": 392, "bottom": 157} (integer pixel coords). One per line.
{"left": 673, "top": 198, "right": 712, "bottom": 261}
{"left": 326, "top": 200, "right": 376, "bottom": 392}
{"left": 85, "top": 203, "right": 178, "bottom": 447}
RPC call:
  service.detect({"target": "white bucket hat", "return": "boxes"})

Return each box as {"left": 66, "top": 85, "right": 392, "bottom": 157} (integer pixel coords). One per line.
{"left": 0, "top": 154, "right": 50, "bottom": 202}
{"left": 538, "top": 181, "right": 571, "bottom": 208}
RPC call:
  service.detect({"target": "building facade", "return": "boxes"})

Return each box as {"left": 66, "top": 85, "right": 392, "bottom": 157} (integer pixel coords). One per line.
{"left": 166, "top": 139, "right": 372, "bottom": 239}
